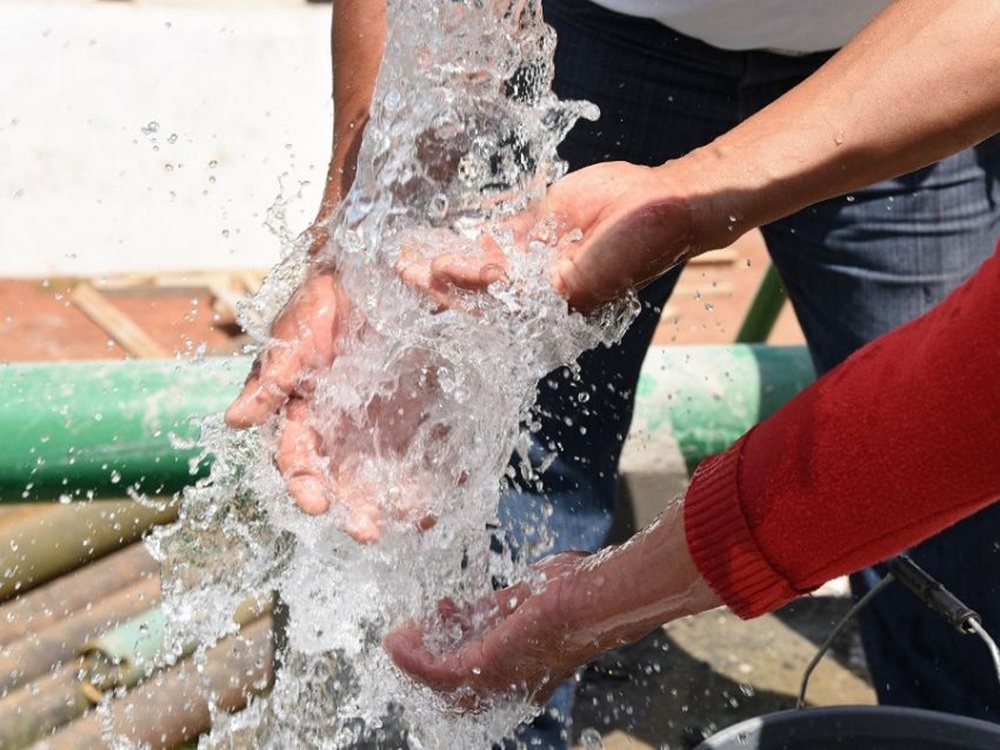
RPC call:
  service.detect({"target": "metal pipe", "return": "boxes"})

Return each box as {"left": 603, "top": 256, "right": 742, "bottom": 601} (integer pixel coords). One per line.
{"left": 0, "top": 659, "right": 89, "bottom": 750}
{"left": 623, "top": 344, "right": 815, "bottom": 474}
{"left": 0, "top": 349, "right": 812, "bottom": 501}
{"left": 0, "top": 499, "right": 175, "bottom": 602}
{"left": 37, "top": 615, "right": 273, "bottom": 750}
{"left": 0, "top": 542, "right": 157, "bottom": 647}
{"left": 0, "top": 576, "right": 159, "bottom": 697}
{"left": 735, "top": 263, "right": 788, "bottom": 343}
{"left": 0, "top": 358, "right": 243, "bottom": 502}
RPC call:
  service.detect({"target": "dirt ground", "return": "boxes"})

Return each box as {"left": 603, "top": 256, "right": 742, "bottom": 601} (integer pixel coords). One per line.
{"left": 0, "top": 230, "right": 804, "bottom": 363}
{"left": 0, "top": 232, "right": 879, "bottom": 749}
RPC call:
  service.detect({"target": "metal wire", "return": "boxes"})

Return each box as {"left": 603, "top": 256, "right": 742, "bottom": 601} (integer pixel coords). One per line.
{"left": 798, "top": 562, "right": 1000, "bottom": 710}
{"left": 967, "top": 618, "right": 1000, "bottom": 694}
{"left": 796, "top": 573, "right": 895, "bottom": 709}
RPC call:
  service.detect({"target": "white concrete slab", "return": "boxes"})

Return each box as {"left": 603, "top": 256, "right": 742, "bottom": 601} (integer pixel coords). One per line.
{"left": 1, "top": 0, "right": 333, "bottom": 278}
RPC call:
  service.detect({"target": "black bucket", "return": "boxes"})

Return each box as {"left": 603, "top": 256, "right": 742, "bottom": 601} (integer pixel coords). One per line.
{"left": 695, "top": 705, "right": 1000, "bottom": 749}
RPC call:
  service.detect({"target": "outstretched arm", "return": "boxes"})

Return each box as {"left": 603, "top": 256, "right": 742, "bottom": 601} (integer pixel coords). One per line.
{"left": 224, "top": 3, "right": 387, "bottom": 532}
{"left": 423, "top": 0, "right": 1000, "bottom": 311}
{"left": 227, "top": 1, "right": 387, "bottom": 427}
{"left": 318, "top": 0, "right": 386, "bottom": 222}
{"left": 386, "top": 0, "right": 1000, "bottom": 703}
{"left": 387, "top": 240, "right": 1000, "bottom": 709}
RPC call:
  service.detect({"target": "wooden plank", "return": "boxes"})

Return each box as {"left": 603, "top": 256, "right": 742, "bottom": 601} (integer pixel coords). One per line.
{"left": 688, "top": 248, "right": 738, "bottom": 266}
{"left": 70, "top": 282, "right": 170, "bottom": 359}
{"left": 206, "top": 283, "right": 246, "bottom": 320}
{"left": 673, "top": 282, "right": 734, "bottom": 298}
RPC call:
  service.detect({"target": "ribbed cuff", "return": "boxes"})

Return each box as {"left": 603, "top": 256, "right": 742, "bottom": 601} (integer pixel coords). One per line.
{"left": 683, "top": 431, "right": 799, "bottom": 619}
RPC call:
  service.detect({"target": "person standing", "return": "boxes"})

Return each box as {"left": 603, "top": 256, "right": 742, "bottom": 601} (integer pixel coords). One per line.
{"left": 226, "top": 1, "right": 1000, "bottom": 746}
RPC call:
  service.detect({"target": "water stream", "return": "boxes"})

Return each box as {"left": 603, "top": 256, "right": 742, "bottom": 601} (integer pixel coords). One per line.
{"left": 145, "top": 2, "right": 635, "bottom": 747}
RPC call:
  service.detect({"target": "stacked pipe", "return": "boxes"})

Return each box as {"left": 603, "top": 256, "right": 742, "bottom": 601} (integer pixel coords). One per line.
{"left": 0, "top": 349, "right": 814, "bottom": 747}
{"left": 0, "top": 512, "right": 273, "bottom": 748}
{"left": 0, "top": 358, "right": 270, "bottom": 747}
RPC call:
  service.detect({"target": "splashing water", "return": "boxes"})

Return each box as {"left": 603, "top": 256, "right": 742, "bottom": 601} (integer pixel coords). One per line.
{"left": 146, "top": 1, "right": 637, "bottom": 747}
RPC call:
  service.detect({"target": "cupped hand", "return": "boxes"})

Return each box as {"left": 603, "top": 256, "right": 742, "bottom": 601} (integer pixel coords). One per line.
{"left": 225, "top": 268, "right": 350, "bottom": 430}
{"left": 224, "top": 264, "right": 440, "bottom": 543}
{"left": 396, "top": 161, "right": 701, "bottom": 314}
{"left": 383, "top": 552, "right": 598, "bottom": 709}
{"left": 223, "top": 268, "right": 374, "bottom": 529}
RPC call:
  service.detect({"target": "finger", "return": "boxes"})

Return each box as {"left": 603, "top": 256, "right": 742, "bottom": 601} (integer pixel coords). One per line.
{"left": 396, "top": 256, "right": 450, "bottom": 312}
{"left": 276, "top": 400, "right": 330, "bottom": 515}
{"left": 430, "top": 254, "right": 508, "bottom": 293}
{"left": 225, "top": 343, "right": 302, "bottom": 428}
{"left": 494, "top": 581, "right": 532, "bottom": 617}
{"left": 344, "top": 506, "right": 383, "bottom": 544}
{"left": 550, "top": 254, "right": 610, "bottom": 314}
{"left": 224, "top": 359, "right": 262, "bottom": 428}
{"left": 383, "top": 628, "right": 471, "bottom": 694}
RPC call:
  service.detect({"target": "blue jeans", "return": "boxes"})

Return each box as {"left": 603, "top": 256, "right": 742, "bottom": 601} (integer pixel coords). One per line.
{"left": 498, "top": 1, "right": 1000, "bottom": 747}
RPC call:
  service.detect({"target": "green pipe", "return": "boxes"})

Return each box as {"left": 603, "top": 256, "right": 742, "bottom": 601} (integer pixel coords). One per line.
{"left": 736, "top": 263, "right": 788, "bottom": 343}
{"left": 0, "top": 358, "right": 245, "bottom": 502}
{"left": 629, "top": 345, "right": 815, "bottom": 474}
{"left": 0, "top": 349, "right": 813, "bottom": 502}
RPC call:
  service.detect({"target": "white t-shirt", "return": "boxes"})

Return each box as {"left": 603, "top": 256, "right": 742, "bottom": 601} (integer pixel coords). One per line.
{"left": 589, "top": 0, "right": 892, "bottom": 53}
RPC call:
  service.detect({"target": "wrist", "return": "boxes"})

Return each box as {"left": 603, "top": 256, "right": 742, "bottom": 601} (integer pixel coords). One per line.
{"left": 656, "top": 145, "right": 766, "bottom": 254}
{"left": 558, "top": 502, "right": 721, "bottom": 654}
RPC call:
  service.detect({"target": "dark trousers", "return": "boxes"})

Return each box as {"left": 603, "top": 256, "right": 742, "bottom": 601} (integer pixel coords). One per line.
{"left": 500, "top": 1, "right": 1000, "bottom": 746}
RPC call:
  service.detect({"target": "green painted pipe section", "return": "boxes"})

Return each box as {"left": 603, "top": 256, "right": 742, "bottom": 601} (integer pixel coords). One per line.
{"left": 83, "top": 607, "right": 168, "bottom": 692}
{"left": 82, "top": 593, "right": 272, "bottom": 693}
{"left": 0, "top": 347, "right": 814, "bottom": 502}
{"left": 0, "top": 358, "right": 245, "bottom": 502}
{"left": 736, "top": 263, "right": 788, "bottom": 343}
{"left": 631, "top": 345, "right": 815, "bottom": 474}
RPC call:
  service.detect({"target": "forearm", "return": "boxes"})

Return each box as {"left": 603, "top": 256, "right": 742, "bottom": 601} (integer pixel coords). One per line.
{"left": 558, "top": 501, "right": 721, "bottom": 654}
{"left": 685, "top": 246, "right": 1000, "bottom": 618}
{"left": 321, "top": 0, "right": 387, "bottom": 217}
{"left": 675, "top": 0, "right": 1000, "bottom": 247}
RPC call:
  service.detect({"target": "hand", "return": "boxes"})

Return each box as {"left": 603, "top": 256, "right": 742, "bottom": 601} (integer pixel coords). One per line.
{"left": 225, "top": 264, "right": 440, "bottom": 543}
{"left": 224, "top": 268, "right": 355, "bottom": 507}
{"left": 384, "top": 501, "right": 722, "bottom": 707}
{"left": 546, "top": 161, "right": 700, "bottom": 310}
{"left": 383, "top": 552, "right": 598, "bottom": 709}
{"left": 397, "top": 161, "right": 702, "bottom": 313}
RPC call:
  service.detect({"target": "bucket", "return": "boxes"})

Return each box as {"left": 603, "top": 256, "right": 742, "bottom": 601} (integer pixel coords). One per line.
{"left": 695, "top": 705, "right": 1000, "bottom": 749}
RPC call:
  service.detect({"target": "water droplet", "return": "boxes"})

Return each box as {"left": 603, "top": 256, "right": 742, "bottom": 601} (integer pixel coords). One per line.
{"left": 208, "top": 159, "right": 218, "bottom": 169}
{"left": 580, "top": 728, "right": 603, "bottom": 750}
{"left": 142, "top": 121, "right": 160, "bottom": 135}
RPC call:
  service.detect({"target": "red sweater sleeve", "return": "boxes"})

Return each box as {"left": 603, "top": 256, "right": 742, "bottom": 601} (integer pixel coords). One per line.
{"left": 684, "top": 244, "right": 1000, "bottom": 619}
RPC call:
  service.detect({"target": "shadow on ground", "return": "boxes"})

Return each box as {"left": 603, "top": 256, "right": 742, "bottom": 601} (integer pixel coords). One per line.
{"left": 571, "top": 595, "right": 874, "bottom": 749}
